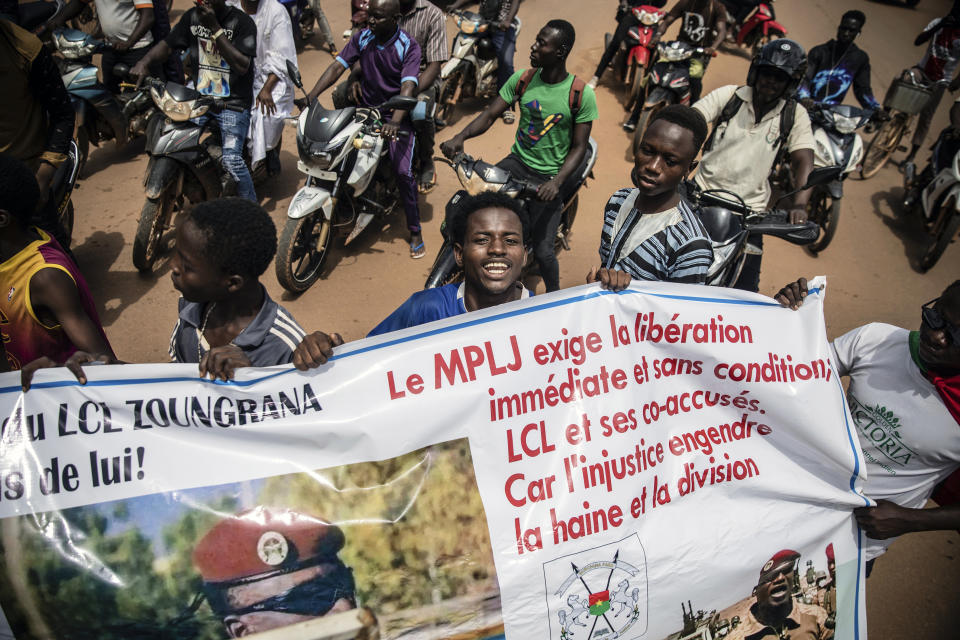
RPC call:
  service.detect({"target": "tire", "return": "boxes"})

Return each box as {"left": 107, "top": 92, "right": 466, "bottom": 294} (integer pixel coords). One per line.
{"left": 59, "top": 200, "right": 75, "bottom": 250}
{"left": 805, "top": 186, "right": 840, "bottom": 254}
{"left": 632, "top": 103, "right": 663, "bottom": 150}
{"left": 132, "top": 190, "right": 175, "bottom": 272}
{"left": 437, "top": 69, "right": 461, "bottom": 125}
{"left": 425, "top": 241, "right": 462, "bottom": 289}
{"left": 752, "top": 30, "right": 783, "bottom": 58}
{"left": 275, "top": 215, "right": 333, "bottom": 293}
{"left": 626, "top": 62, "right": 646, "bottom": 111}
{"left": 860, "top": 116, "right": 906, "bottom": 179}
{"left": 919, "top": 206, "right": 960, "bottom": 272}
{"left": 76, "top": 127, "right": 89, "bottom": 178}
{"left": 556, "top": 194, "right": 579, "bottom": 252}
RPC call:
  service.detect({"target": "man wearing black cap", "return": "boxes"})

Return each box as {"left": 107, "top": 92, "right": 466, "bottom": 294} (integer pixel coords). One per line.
{"left": 725, "top": 549, "right": 830, "bottom": 640}
{"left": 193, "top": 506, "right": 356, "bottom": 637}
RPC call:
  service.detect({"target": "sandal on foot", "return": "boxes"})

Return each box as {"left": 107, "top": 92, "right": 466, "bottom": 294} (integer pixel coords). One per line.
{"left": 502, "top": 110, "right": 516, "bottom": 124}
{"left": 417, "top": 167, "right": 437, "bottom": 194}
{"left": 410, "top": 241, "right": 426, "bottom": 259}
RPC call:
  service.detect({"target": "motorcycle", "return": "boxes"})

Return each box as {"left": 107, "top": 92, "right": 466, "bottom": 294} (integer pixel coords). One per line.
{"left": 436, "top": 10, "right": 521, "bottom": 125}
{"left": 902, "top": 133, "right": 960, "bottom": 272}
{"left": 132, "top": 78, "right": 236, "bottom": 272}
{"left": 40, "top": 140, "right": 82, "bottom": 251}
{"left": 722, "top": 0, "right": 786, "bottom": 57}
{"left": 602, "top": 4, "right": 665, "bottom": 110}
{"left": 277, "top": 62, "right": 419, "bottom": 293}
{"left": 770, "top": 103, "right": 872, "bottom": 254}
{"left": 51, "top": 29, "right": 155, "bottom": 175}
{"left": 630, "top": 41, "right": 713, "bottom": 142}
{"left": 424, "top": 140, "right": 598, "bottom": 289}
{"left": 688, "top": 167, "right": 838, "bottom": 287}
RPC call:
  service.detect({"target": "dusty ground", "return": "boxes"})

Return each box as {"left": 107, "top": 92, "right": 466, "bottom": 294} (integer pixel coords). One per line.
{"left": 68, "top": 0, "right": 959, "bottom": 636}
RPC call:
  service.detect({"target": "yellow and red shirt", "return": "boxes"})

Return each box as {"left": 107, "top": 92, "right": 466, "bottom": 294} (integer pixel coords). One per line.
{"left": 0, "top": 228, "right": 111, "bottom": 370}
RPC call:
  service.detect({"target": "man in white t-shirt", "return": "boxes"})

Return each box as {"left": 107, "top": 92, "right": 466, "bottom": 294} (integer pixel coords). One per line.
{"left": 777, "top": 279, "right": 960, "bottom": 572}
{"left": 49, "top": 0, "right": 156, "bottom": 92}
{"left": 693, "top": 38, "right": 814, "bottom": 293}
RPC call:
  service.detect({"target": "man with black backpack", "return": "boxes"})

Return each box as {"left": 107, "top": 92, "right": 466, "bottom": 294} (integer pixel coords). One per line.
{"left": 440, "top": 19, "right": 598, "bottom": 293}
{"left": 692, "top": 38, "right": 814, "bottom": 293}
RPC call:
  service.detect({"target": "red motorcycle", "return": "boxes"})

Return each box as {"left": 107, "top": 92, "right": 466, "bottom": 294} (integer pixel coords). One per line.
{"left": 618, "top": 5, "right": 666, "bottom": 110}
{"left": 725, "top": 0, "right": 787, "bottom": 57}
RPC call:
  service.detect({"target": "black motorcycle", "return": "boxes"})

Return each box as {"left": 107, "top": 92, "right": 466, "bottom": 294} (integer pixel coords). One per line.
{"left": 133, "top": 79, "right": 234, "bottom": 271}
{"left": 630, "top": 40, "right": 713, "bottom": 142}
{"left": 424, "top": 141, "right": 598, "bottom": 289}
{"left": 689, "top": 166, "right": 840, "bottom": 287}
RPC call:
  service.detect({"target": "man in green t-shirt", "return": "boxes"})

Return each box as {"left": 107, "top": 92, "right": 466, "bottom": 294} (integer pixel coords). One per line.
{"left": 440, "top": 19, "right": 598, "bottom": 292}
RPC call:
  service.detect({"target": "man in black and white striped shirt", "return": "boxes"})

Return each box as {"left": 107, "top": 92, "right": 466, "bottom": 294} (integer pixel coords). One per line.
{"left": 398, "top": 0, "right": 448, "bottom": 193}
{"left": 590, "top": 105, "right": 713, "bottom": 288}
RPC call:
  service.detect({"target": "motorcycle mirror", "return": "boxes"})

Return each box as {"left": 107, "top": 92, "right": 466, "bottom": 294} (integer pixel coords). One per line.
{"left": 772, "top": 165, "right": 844, "bottom": 207}
{"left": 381, "top": 95, "right": 419, "bottom": 111}
{"left": 801, "top": 165, "right": 843, "bottom": 189}
{"left": 286, "top": 59, "right": 304, "bottom": 91}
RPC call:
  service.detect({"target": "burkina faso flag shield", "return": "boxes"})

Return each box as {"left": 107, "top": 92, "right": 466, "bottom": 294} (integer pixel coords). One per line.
{"left": 588, "top": 591, "right": 610, "bottom": 616}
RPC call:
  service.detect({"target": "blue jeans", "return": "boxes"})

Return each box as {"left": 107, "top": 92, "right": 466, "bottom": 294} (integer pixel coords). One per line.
{"left": 214, "top": 109, "right": 256, "bottom": 202}
{"left": 491, "top": 26, "right": 517, "bottom": 90}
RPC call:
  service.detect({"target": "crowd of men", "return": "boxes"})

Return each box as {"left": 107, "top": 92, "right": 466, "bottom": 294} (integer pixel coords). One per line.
{"left": 0, "top": 0, "right": 959, "bottom": 636}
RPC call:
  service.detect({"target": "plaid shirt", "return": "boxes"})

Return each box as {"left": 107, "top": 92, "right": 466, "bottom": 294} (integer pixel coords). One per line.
{"left": 398, "top": 0, "right": 447, "bottom": 68}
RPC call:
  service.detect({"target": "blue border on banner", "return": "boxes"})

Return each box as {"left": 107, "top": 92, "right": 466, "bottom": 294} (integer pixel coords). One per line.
{"left": 0, "top": 286, "right": 803, "bottom": 395}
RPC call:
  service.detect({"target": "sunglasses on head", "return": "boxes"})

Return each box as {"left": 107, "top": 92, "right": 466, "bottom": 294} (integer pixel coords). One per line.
{"left": 922, "top": 298, "right": 960, "bottom": 345}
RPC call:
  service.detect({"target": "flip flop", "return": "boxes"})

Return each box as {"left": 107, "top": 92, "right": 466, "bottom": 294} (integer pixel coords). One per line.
{"left": 417, "top": 167, "right": 437, "bottom": 194}
{"left": 410, "top": 241, "right": 426, "bottom": 259}
{"left": 502, "top": 110, "right": 516, "bottom": 124}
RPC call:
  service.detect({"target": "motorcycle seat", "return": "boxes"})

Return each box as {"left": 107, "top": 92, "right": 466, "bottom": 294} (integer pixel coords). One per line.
{"left": 304, "top": 105, "right": 357, "bottom": 143}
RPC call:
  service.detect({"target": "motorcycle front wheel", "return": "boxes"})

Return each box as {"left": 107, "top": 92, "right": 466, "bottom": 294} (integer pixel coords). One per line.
{"left": 626, "top": 62, "right": 646, "bottom": 111}
{"left": 919, "top": 204, "right": 960, "bottom": 272}
{"left": 804, "top": 185, "right": 840, "bottom": 254}
{"left": 275, "top": 215, "right": 333, "bottom": 293}
{"left": 860, "top": 115, "right": 907, "bottom": 179}
{"left": 132, "top": 190, "right": 175, "bottom": 272}
{"left": 556, "top": 193, "right": 579, "bottom": 252}
{"left": 437, "top": 69, "right": 462, "bottom": 125}
{"left": 632, "top": 103, "right": 664, "bottom": 150}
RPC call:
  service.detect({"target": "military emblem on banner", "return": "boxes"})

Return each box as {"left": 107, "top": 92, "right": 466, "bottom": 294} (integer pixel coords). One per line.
{"left": 544, "top": 534, "right": 648, "bottom": 639}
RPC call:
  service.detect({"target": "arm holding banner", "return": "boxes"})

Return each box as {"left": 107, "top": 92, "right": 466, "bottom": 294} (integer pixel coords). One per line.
{"left": 855, "top": 499, "right": 960, "bottom": 539}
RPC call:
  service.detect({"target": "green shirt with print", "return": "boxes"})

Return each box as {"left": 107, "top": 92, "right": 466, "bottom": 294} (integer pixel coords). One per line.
{"left": 499, "top": 68, "right": 599, "bottom": 176}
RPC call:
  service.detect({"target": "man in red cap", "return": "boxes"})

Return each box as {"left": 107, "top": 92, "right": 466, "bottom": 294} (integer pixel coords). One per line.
{"left": 193, "top": 506, "right": 356, "bottom": 637}
{"left": 726, "top": 549, "right": 830, "bottom": 640}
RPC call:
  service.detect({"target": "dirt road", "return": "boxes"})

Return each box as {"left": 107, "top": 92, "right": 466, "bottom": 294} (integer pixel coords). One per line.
{"left": 68, "top": 0, "right": 958, "bottom": 636}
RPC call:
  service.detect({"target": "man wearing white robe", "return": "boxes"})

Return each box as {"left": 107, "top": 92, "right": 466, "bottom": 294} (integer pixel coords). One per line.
{"left": 230, "top": 0, "right": 297, "bottom": 175}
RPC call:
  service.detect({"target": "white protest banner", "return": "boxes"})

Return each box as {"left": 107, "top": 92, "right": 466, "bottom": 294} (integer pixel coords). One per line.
{"left": 0, "top": 279, "right": 868, "bottom": 640}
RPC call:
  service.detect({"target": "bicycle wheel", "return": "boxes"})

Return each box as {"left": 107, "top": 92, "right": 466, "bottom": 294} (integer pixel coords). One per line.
{"left": 860, "top": 115, "right": 907, "bottom": 179}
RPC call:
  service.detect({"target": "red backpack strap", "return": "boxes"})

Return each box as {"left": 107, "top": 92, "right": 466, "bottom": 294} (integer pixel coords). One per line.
{"left": 514, "top": 68, "right": 538, "bottom": 106}
{"left": 568, "top": 75, "right": 586, "bottom": 121}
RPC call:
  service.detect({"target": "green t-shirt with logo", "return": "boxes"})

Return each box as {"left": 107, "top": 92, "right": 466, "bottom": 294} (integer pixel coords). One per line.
{"left": 499, "top": 68, "right": 599, "bottom": 176}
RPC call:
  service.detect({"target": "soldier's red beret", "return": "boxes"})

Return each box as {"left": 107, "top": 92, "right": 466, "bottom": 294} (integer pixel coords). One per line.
{"left": 758, "top": 549, "right": 800, "bottom": 582}
{"left": 193, "top": 506, "right": 346, "bottom": 585}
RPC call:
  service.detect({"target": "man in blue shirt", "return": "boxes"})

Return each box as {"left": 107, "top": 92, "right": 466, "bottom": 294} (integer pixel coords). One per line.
{"left": 798, "top": 10, "right": 880, "bottom": 112}
{"left": 292, "top": 192, "right": 536, "bottom": 368}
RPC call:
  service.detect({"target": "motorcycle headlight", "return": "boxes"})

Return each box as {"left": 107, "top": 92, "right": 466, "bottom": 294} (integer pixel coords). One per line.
{"left": 638, "top": 10, "right": 659, "bottom": 26}
{"left": 832, "top": 114, "right": 860, "bottom": 135}
{"left": 55, "top": 34, "right": 96, "bottom": 59}
{"left": 151, "top": 88, "right": 207, "bottom": 121}
{"left": 708, "top": 241, "right": 738, "bottom": 278}
{"left": 661, "top": 44, "right": 687, "bottom": 62}
{"left": 457, "top": 17, "right": 486, "bottom": 34}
